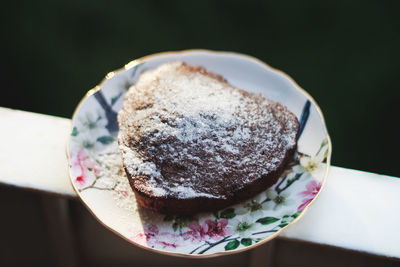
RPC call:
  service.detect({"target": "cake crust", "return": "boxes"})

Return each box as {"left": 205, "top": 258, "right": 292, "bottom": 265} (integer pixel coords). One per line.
{"left": 118, "top": 62, "right": 299, "bottom": 214}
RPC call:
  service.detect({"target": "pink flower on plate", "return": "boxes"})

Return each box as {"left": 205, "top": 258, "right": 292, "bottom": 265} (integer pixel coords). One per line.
{"left": 146, "top": 224, "right": 159, "bottom": 236}
{"left": 131, "top": 224, "right": 182, "bottom": 249}
{"left": 205, "top": 219, "right": 233, "bottom": 240}
{"left": 144, "top": 224, "right": 182, "bottom": 249}
{"left": 150, "top": 232, "right": 182, "bottom": 249}
{"left": 182, "top": 221, "right": 208, "bottom": 242}
{"left": 297, "top": 180, "right": 322, "bottom": 212}
{"left": 182, "top": 219, "right": 233, "bottom": 242}
{"left": 70, "top": 148, "right": 101, "bottom": 189}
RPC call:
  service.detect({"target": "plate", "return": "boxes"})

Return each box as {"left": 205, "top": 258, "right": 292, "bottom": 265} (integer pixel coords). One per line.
{"left": 67, "top": 50, "right": 331, "bottom": 258}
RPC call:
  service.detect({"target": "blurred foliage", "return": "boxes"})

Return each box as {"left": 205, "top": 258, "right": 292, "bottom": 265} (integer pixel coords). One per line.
{"left": 1, "top": 0, "right": 399, "bottom": 176}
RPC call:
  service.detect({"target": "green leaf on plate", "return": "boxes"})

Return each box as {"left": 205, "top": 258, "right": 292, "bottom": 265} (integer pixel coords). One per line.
{"left": 111, "top": 96, "right": 119, "bottom": 105}
{"left": 324, "top": 149, "right": 329, "bottom": 161}
{"left": 292, "top": 212, "right": 301, "bottom": 218}
{"left": 71, "top": 127, "right": 78, "bottom": 136}
{"left": 97, "top": 136, "right": 114, "bottom": 145}
{"left": 172, "top": 222, "right": 179, "bottom": 232}
{"left": 240, "top": 238, "right": 252, "bottom": 246}
{"left": 256, "top": 217, "right": 279, "bottom": 225}
{"left": 111, "top": 92, "right": 123, "bottom": 105}
{"left": 287, "top": 178, "right": 295, "bottom": 185}
{"left": 279, "top": 223, "right": 289, "bottom": 228}
{"left": 83, "top": 141, "right": 95, "bottom": 149}
{"left": 321, "top": 139, "right": 328, "bottom": 148}
{"left": 225, "top": 239, "right": 240, "bottom": 251}
{"left": 220, "top": 208, "right": 236, "bottom": 219}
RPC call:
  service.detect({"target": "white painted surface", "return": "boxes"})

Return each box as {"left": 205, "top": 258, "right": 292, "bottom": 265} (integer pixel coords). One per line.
{"left": 0, "top": 107, "right": 75, "bottom": 196}
{"left": 281, "top": 166, "right": 400, "bottom": 258}
{"left": 1, "top": 107, "right": 399, "bottom": 258}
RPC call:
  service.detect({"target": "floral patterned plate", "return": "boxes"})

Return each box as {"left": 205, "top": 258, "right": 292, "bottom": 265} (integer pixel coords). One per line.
{"left": 67, "top": 50, "right": 331, "bottom": 258}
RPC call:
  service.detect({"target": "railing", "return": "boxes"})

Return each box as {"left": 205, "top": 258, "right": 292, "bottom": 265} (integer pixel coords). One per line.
{"left": 1, "top": 107, "right": 399, "bottom": 266}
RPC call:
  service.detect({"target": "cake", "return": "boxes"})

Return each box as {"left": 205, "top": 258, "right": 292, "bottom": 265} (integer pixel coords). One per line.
{"left": 117, "top": 61, "right": 299, "bottom": 214}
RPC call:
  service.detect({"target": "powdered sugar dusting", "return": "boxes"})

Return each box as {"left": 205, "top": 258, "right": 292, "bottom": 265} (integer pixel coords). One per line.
{"left": 95, "top": 148, "right": 139, "bottom": 212}
{"left": 95, "top": 148, "right": 159, "bottom": 222}
{"left": 118, "top": 61, "right": 299, "bottom": 200}
{"left": 169, "top": 185, "right": 217, "bottom": 199}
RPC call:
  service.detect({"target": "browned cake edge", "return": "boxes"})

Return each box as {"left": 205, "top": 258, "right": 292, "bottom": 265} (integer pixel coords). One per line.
{"left": 124, "top": 142, "right": 298, "bottom": 215}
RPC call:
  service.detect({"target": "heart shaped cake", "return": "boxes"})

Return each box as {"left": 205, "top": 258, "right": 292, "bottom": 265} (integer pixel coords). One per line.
{"left": 117, "top": 62, "right": 299, "bottom": 214}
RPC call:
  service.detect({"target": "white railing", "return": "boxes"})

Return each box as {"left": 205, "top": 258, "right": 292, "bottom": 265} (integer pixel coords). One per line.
{"left": 1, "top": 107, "right": 399, "bottom": 263}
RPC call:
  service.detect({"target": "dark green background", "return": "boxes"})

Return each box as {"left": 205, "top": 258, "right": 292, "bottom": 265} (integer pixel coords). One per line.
{"left": 2, "top": 1, "right": 399, "bottom": 176}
